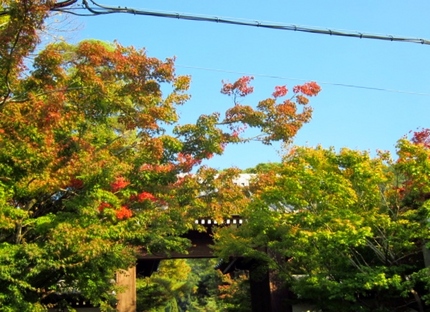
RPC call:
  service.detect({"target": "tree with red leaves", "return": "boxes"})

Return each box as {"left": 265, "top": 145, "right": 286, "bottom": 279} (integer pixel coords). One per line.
{"left": 411, "top": 128, "right": 430, "bottom": 148}
{"left": 0, "top": 2, "right": 322, "bottom": 310}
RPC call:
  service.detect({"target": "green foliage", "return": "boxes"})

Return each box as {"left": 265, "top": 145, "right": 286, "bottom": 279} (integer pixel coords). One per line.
{"left": 217, "top": 273, "right": 251, "bottom": 312}
{"left": 243, "top": 162, "right": 282, "bottom": 174}
{"left": 137, "top": 259, "right": 229, "bottom": 312}
{"left": 215, "top": 143, "right": 430, "bottom": 311}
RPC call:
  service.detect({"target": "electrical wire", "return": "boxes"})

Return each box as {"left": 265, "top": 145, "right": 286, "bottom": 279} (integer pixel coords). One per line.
{"left": 176, "top": 64, "right": 430, "bottom": 96}
{"left": 53, "top": 0, "right": 430, "bottom": 96}
{"left": 49, "top": 0, "right": 430, "bottom": 45}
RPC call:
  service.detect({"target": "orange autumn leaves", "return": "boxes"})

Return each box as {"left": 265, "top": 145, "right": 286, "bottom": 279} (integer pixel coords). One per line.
{"left": 221, "top": 76, "right": 254, "bottom": 98}
{"left": 110, "top": 176, "right": 130, "bottom": 193}
{"left": 0, "top": 3, "right": 327, "bottom": 308}
{"left": 1, "top": 37, "right": 323, "bottom": 226}
{"left": 220, "top": 76, "right": 321, "bottom": 144}
{"left": 91, "top": 76, "right": 322, "bottom": 222}
{"left": 98, "top": 176, "right": 158, "bottom": 220}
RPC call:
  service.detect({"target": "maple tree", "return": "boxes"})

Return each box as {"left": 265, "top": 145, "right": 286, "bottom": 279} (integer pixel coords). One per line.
{"left": 215, "top": 132, "right": 430, "bottom": 311}
{"left": 3, "top": 2, "right": 428, "bottom": 312}
{"left": 0, "top": 1, "right": 321, "bottom": 310}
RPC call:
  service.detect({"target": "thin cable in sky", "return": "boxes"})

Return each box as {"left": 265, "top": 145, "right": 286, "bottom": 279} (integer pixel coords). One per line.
{"left": 49, "top": 0, "right": 430, "bottom": 46}
{"left": 177, "top": 64, "right": 430, "bottom": 96}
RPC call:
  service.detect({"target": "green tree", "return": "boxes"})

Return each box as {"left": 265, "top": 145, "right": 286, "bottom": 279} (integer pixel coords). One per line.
{"left": 136, "top": 259, "right": 193, "bottom": 312}
{"left": 215, "top": 139, "right": 430, "bottom": 311}
{"left": 217, "top": 271, "right": 251, "bottom": 312}
{"left": 137, "top": 259, "right": 228, "bottom": 312}
{"left": 184, "top": 259, "right": 222, "bottom": 311}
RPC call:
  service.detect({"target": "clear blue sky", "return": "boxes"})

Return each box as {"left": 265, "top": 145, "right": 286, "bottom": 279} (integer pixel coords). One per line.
{"left": 60, "top": 0, "right": 430, "bottom": 169}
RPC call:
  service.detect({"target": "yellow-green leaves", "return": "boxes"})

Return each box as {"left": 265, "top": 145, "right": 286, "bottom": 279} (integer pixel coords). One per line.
{"left": 215, "top": 143, "right": 430, "bottom": 310}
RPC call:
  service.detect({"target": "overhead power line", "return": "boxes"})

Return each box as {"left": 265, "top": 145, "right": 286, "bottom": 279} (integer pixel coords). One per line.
{"left": 51, "top": 0, "right": 430, "bottom": 45}
{"left": 177, "top": 64, "right": 430, "bottom": 97}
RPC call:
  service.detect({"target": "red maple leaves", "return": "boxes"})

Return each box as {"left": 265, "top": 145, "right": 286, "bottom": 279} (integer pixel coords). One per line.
{"left": 293, "top": 81, "right": 321, "bottom": 96}
{"left": 110, "top": 176, "right": 130, "bottom": 192}
{"left": 221, "top": 76, "right": 254, "bottom": 98}
{"left": 100, "top": 176, "right": 160, "bottom": 220}
{"left": 68, "top": 178, "right": 84, "bottom": 189}
{"left": 272, "top": 85, "right": 288, "bottom": 98}
{"left": 220, "top": 76, "right": 321, "bottom": 144}
{"left": 411, "top": 128, "right": 430, "bottom": 148}
{"left": 116, "top": 206, "right": 133, "bottom": 220}
{"left": 99, "top": 203, "right": 133, "bottom": 220}
{"left": 133, "top": 191, "right": 157, "bottom": 202}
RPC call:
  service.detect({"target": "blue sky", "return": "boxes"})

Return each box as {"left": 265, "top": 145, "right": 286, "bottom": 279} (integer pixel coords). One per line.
{"left": 59, "top": 0, "right": 430, "bottom": 169}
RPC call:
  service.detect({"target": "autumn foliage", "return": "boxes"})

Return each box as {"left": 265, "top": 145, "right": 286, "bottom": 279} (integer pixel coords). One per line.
{"left": 217, "top": 76, "right": 320, "bottom": 144}
{"left": 411, "top": 127, "right": 430, "bottom": 148}
{"left": 0, "top": 2, "right": 323, "bottom": 310}
{"left": 3, "top": 2, "right": 430, "bottom": 312}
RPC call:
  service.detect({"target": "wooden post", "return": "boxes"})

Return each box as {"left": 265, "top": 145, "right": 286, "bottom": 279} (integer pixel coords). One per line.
{"left": 267, "top": 249, "right": 293, "bottom": 312}
{"left": 249, "top": 264, "right": 272, "bottom": 312}
{"left": 269, "top": 270, "right": 293, "bottom": 312}
{"left": 116, "top": 267, "right": 136, "bottom": 312}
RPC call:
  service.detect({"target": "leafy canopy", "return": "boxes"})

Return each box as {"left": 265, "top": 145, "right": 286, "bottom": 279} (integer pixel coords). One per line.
{"left": 215, "top": 133, "right": 430, "bottom": 311}
{"left": 0, "top": 1, "right": 321, "bottom": 310}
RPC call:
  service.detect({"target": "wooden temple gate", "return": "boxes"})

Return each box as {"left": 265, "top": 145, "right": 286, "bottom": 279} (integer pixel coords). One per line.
{"left": 46, "top": 175, "right": 299, "bottom": 311}
{"left": 116, "top": 216, "right": 293, "bottom": 312}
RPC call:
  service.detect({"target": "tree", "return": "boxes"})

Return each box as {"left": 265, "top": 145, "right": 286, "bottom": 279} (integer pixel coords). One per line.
{"left": 0, "top": 2, "right": 321, "bottom": 310}
{"left": 136, "top": 259, "right": 229, "bottom": 312}
{"left": 136, "top": 259, "right": 194, "bottom": 312}
{"left": 215, "top": 136, "right": 430, "bottom": 311}
{"left": 0, "top": 37, "right": 194, "bottom": 312}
